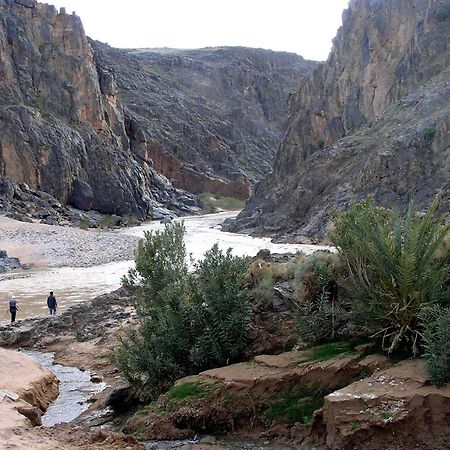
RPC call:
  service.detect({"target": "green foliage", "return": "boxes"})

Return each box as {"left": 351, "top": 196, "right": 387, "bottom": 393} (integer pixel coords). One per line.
{"left": 263, "top": 384, "right": 324, "bottom": 425}
{"left": 251, "top": 275, "right": 274, "bottom": 304}
{"left": 436, "top": 10, "right": 449, "bottom": 22}
{"left": 197, "top": 193, "right": 245, "bottom": 212}
{"left": 78, "top": 218, "right": 89, "bottom": 230}
{"left": 99, "top": 214, "right": 115, "bottom": 228}
{"left": 420, "top": 305, "right": 450, "bottom": 386}
{"left": 316, "top": 139, "right": 325, "bottom": 150}
{"left": 294, "top": 251, "right": 349, "bottom": 345}
{"left": 349, "top": 422, "right": 361, "bottom": 431}
{"left": 423, "top": 126, "right": 436, "bottom": 142}
{"left": 122, "top": 222, "right": 188, "bottom": 314}
{"left": 332, "top": 198, "right": 449, "bottom": 356}
{"left": 114, "top": 224, "right": 250, "bottom": 398}
{"left": 167, "top": 381, "right": 212, "bottom": 401}
{"left": 302, "top": 342, "right": 353, "bottom": 361}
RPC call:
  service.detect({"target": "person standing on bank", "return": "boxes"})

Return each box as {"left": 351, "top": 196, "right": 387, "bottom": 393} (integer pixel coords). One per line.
{"left": 9, "top": 295, "right": 19, "bottom": 322}
{"left": 47, "top": 291, "right": 57, "bottom": 316}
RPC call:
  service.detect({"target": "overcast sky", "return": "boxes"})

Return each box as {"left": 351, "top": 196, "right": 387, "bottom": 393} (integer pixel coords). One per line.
{"left": 49, "top": 0, "right": 350, "bottom": 61}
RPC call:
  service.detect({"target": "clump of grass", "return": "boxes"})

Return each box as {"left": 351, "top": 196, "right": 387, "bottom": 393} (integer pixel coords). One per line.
{"left": 99, "top": 214, "right": 115, "bottom": 228}
{"left": 198, "top": 193, "right": 245, "bottom": 212}
{"left": 78, "top": 218, "right": 89, "bottom": 230}
{"left": 302, "top": 342, "right": 354, "bottom": 362}
{"left": 349, "top": 422, "right": 361, "bottom": 431}
{"left": 251, "top": 275, "right": 274, "bottom": 304}
{"left": 423, "top": 126, "right": 436, "bottom": 142}
{"left": 264, "top": 384, "right": 324, "bottom": 425}
{"left": 167, "top": 381, "right": 213, "bottom": 401}
{"left": 380, "top": 411, "right": 394, "bottom": 420}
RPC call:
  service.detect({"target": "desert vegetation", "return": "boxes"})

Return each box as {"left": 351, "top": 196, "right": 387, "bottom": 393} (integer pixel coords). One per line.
{"left": 114, "top": 223, "right": 250, "bottom": 397}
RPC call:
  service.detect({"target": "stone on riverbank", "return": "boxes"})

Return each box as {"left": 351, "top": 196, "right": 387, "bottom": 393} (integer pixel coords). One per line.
{"left": 0, "top": 348, "right": 59, "bottom": 432}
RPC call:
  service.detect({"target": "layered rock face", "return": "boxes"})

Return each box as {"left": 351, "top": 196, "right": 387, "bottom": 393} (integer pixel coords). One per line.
{"left": 232, "top": 0, "right": 450, "bottom": 237}
{"left": 91, "top": 44, "right": 316, "bottom": 199}
{"left": 0, "top": 0, "right": 162, "bottom": 218}
{"left": 0, "top": 0, "right": 315, "bottom": 219}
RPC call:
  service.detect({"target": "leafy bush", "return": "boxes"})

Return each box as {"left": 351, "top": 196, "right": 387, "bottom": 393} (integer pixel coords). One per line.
{"left": 332, "top": 198, "right": 449, "bottom": 355}
{"left": 420, "top": 305, "right": 450, "bottom": 386}
{"left": 294, "top": 251, "right": 349, "bottom": 345}
{"left": 114, "top": 224, "right": 250, "bottom": 397}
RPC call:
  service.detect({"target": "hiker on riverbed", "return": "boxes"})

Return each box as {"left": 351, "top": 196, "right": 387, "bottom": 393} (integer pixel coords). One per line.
{"left": 47, "top": 291, "right": 57, "bottom": 316}
{"left": 9, "top": 295, "right": 19, "bottom": 323}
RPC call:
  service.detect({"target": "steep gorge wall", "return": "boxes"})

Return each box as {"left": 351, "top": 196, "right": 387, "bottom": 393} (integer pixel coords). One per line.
{"left": 0, "top": 0, "right": 316, "bottom": 219}
{"left": 0, "top": 0, "right": 169, "bottom": 218}
{"left": 233, "top": 0, "right": 450, "bottom": 237}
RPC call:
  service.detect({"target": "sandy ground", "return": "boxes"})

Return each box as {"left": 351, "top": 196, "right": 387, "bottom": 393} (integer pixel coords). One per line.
{"left": 0, "top": 216, "right": 140, "bottom": 269}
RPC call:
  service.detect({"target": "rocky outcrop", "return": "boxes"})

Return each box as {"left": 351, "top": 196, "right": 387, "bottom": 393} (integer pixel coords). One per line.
{"left": 0, "top": 348, "right": 58, "bottom": 430}
{"left": 0, "top": 249, "right": 21, "bottom": 272}
{"left": 124, "top": 344, "right": 386, "bottom": 440}
{"left": 232, "top": 0, "right": 450, "bottom": 238}
{"left": 319, "top": 359, "right": 450, "bottom": 449}
{"left": 92, "top": 44, "right": 316, "bottom": 197}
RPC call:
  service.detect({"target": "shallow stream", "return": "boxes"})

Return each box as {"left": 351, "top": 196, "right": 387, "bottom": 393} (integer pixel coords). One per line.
{"left": 1, "top": 212, "right": 330, "bottom": 322}
{"left": 21, "top": 350, "right": 106, "bottom": 427}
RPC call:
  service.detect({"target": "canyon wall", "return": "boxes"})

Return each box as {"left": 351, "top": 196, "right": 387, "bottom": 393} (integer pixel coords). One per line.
{"left": 232, "top": 0, "right": 450, "bottom": 237}
{"left": 0, "top": 0, "right": 315, "bottom": 219}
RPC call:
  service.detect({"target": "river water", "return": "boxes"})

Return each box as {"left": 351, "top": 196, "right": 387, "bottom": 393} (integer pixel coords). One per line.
{"left": 21, "top": 350, "right": 107, "bottom": 427}
{"left": 0, "top": 212, "right": 330, "bottom": 322}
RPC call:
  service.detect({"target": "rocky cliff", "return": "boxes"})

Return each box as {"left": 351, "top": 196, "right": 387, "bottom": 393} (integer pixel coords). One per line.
{"left": 91, "top": 44, "right": 316, "bottom": 199}
{"left": 232, "top": 0, "right": 450, "bottom": 238}
{"left": 0, "top": 0, "right": 315, "bottom": 221}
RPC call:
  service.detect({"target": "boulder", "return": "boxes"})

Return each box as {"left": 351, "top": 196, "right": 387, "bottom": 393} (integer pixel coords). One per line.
{"left": 321, "top": 359, "right": 450, "bottom": 449}
{"left": 70, "top": 180, "right": 94, "bottom": 211}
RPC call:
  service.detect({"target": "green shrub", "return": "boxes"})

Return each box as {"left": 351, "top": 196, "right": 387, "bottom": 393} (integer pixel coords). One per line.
{"left": 251, "top": 275, "right": 274, "bottom": 304}
{"left": 294, "top": 251, "right": 349, "bottom": 345}
{"left": 420, "top": 305, "right": 450, "bottom": 386}
{"left": 424, "top": 126, "right": 436, "bottom": 142}
{"left": 263, "top": 384, "right": 324, "bottom": 425}
{"left": 332, "top": 198, "right": 449, "bottom": 355}
{"left": 197, "top": 193, "right": 245, "bottom": 212}
{"left": 436, "top": 10, "right": 449, "bottom": 22}
{"left": 114, "top": 224, "right": 250, "bottom": 397}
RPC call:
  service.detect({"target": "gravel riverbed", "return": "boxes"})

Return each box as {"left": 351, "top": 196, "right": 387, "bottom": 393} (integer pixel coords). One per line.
{"left": 0, "top": 215, "right": 140, "bottom": 268}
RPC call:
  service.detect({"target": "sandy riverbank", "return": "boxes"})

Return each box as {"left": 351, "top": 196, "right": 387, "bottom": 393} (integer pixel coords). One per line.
{"left": 0, "top": 216, "right": 141, "bottom": 269}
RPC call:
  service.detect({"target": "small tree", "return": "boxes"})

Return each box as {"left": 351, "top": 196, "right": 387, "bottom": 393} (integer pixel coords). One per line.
{"left": 332, "top": 198, "right": 449, "bottom": 355}
{"left": 114, "top": 224, "right": 250, "bottom": 397}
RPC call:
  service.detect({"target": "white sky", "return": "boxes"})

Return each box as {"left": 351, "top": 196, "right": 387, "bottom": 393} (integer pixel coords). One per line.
{"left": 48, "top": 0, "right": 350, "bottom": 61}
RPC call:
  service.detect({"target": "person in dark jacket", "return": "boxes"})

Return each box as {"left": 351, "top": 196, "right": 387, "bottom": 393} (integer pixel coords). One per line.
{"left": 47, "top": 291, "right": 57, "bottom": 316}
{"left": 9, "top": 295, "right": 19, "bottom": 322}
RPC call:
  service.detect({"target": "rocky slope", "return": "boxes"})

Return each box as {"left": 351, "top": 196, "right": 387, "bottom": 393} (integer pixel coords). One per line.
{"left": 91, "top": 43, "right": 316, "bottom": 197}
{"left": 232, "top": 0, "right": 450, "bottom": 238}
{"left": 0, "top": 0, "right": 315, "bottom": 221}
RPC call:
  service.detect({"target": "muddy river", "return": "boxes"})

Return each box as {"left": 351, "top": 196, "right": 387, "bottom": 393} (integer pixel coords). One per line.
{"left": 0, "top": 212, "right": 330, "bottom": 322}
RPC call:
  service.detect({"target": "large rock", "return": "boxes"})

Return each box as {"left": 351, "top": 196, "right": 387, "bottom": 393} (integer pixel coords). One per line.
{"left": 232, "top": 0, "right": 450, "bottom": 238}
{"left": 69, "top": 179, "right": 94, "bottom": 211}
{"left": 0, "top": 250, "right": 21, "bottom": 273}
{"left": 0, "top": 348, "right": 58, "bottom": 432}
{"left": 320, "top": 359, "right": 450, "bottom": 449}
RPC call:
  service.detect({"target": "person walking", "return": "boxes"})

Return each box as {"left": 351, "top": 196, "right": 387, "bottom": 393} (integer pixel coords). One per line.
{"left": 9, "top": 295, "right": 19, "bottom": 322}
{"left": 47, "top": 291, "right": 57, "bottom": 316}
